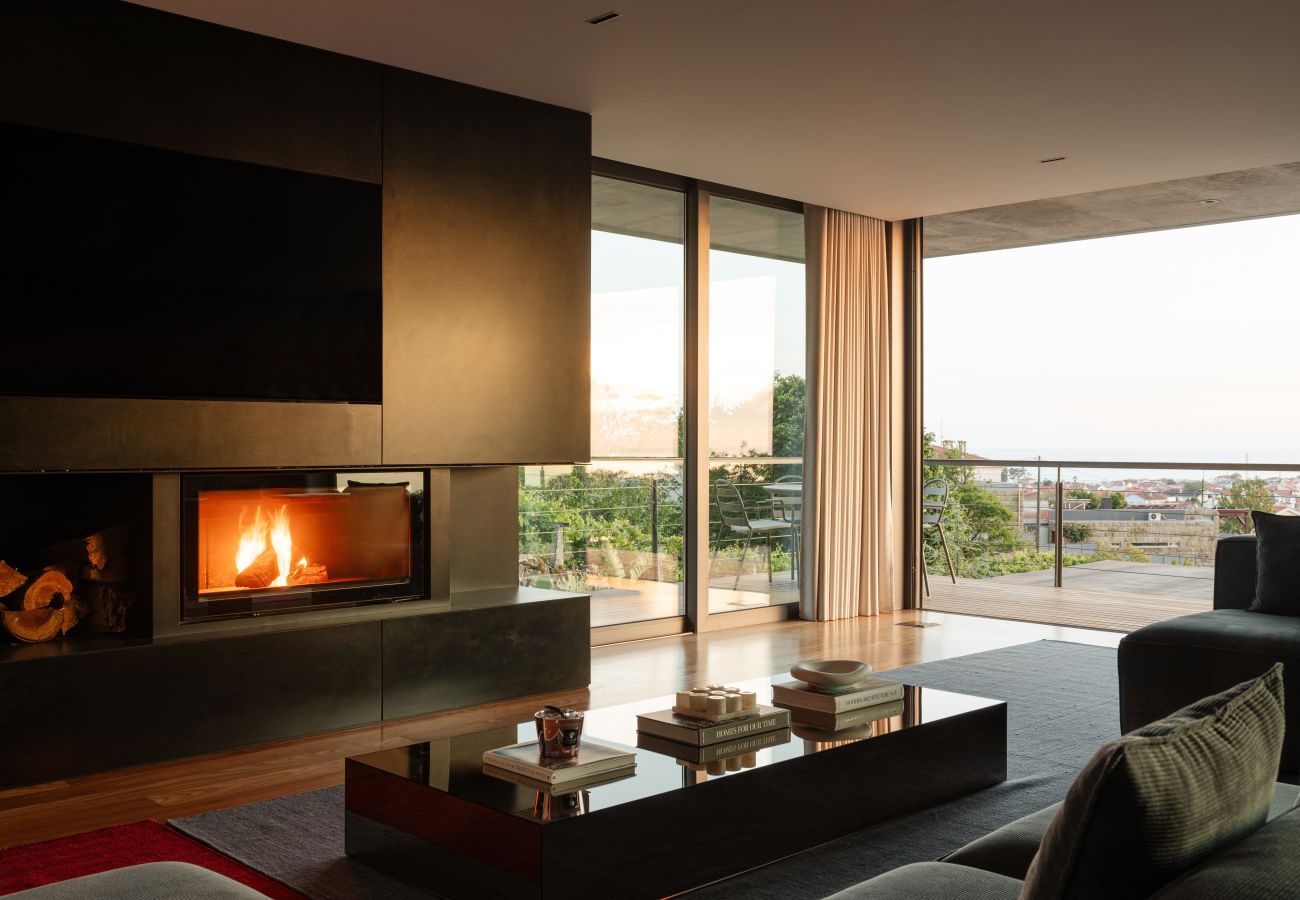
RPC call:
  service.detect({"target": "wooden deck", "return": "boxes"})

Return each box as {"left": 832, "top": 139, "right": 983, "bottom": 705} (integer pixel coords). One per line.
{"left": 925, "top": 561, "right": 1213, "bottom": 632}
{"left": 588, "top": 572, "right": 799, "bottom": 626}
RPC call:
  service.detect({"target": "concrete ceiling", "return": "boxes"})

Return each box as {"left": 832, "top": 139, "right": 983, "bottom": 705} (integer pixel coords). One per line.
{"left": 131, "top": 0, "right": 1300, "bottom": 222}
{"left": 925, "top": 161, "right": 1300, "bottom": 256}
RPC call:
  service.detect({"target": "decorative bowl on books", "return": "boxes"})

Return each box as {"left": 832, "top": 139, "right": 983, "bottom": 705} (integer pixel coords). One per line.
{"left": 790, "top": 660, "right": 872, "bottom": 689}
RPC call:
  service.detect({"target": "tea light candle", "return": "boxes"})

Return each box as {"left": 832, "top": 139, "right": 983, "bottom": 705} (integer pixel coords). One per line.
{"left": 726, "top": 756, "right": 742, "bottom": 772}
{"left": 724, "top": 692, "right": 741, "bottom": 713}
{"left": 707, "top": 759, "right": 725, "bottom": 776}
{"left": 706, "top": 695, "right": 726, "bottom": 717}
{"left": 676, "top": 691, "right": 691, "bottom": 709}
{"left": 690, "top": 693, "right": 709, "bottom": 711}
{"left": 742, "top": 752, "right": 757, "bottom": 768}
{"left": 739, "top": 690, "right": 757, "bottom": 711}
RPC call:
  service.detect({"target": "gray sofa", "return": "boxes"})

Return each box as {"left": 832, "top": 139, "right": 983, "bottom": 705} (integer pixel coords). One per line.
{"left": 829, "top": 786, "right": 1300, "bottom": 899}
{"left": 1119, "top": 534, "right": 1300, "bottom": 778}
{"left": 8, "top": 863, "right": 269, "bottom": 899}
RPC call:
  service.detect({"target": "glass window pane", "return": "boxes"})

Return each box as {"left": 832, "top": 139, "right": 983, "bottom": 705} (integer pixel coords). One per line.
{"left": 707, "top": 198, "right": 805, "bottom": 613}
{"left": 519, "top": 177, "right": 685, "bottom": 625}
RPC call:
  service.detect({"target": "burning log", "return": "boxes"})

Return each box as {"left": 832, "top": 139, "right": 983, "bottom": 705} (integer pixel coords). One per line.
{"left": 234, "top": 546, "right": 279, "bottom": 589}
{"left": 40, "top": 524, "right": 128, "bottom": 573}
{"left": 288, "top": 563, "right": 329, "bottom": 586}
{"left": 0, "top": 560, "right": 27, "bottom": 602}
{"left": 81, "top": 583, "right": 134, "bottom": 633}
{"left": 22, "top": 569, "right": 75, "bottom": 612}
{"left": 3, "top": 607, "right": 63, "bottom": 643}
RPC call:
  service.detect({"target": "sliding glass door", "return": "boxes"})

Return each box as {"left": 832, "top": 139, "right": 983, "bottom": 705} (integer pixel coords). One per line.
{"left": 519, "top": 177, "right": 686, "bottom": 629}
{"left": 519, "top": 168, "right": 807, "bottom": 637}
{"left": 706, "top": 198, "right": 807, "bottom": 615}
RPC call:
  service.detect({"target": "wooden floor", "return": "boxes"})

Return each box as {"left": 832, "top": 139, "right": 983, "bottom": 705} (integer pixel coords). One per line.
{"left": 0, "top": 609, "right": 1119, "bottom": 850}
{"left": 925, "top": 576, "right": 1211, "bottom": 633}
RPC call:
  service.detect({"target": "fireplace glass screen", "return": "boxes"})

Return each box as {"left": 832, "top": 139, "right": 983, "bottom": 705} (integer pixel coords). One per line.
{"left": 182, "top": 471, "right": 426, "bottom": 621}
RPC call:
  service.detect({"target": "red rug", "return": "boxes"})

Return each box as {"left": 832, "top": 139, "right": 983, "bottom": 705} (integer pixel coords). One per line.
{"left": 0, "top": 820, "right": 302, "bottom": 897}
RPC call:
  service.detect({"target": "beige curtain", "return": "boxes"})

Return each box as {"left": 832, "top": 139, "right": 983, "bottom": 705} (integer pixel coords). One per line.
{"left": 807, "top": 207, "right": 894, "bottom": 619}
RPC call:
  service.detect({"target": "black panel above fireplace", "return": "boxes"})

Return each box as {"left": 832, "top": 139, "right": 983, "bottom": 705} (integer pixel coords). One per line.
{"left": 0, "top": 121, "right": 382, "bottom": 403}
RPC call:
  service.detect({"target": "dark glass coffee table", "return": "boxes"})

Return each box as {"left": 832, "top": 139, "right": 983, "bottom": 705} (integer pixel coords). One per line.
{"left": 345, "top": 676, "right": 1006, "bottom": 899}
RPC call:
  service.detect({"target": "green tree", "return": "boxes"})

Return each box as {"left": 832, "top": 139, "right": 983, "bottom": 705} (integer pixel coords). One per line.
{"left": 1108, "top": 492, "right": 1128, "bottom": 509}
{"left": 1067, "top": 489, "right": 1101, "bottom": 509}
{"left": 1219, "top": 474, "right": 1274, "bottom": 533}
{"left": 1061, "top": 522, "right": 1095, "bottom": 544}
{"left": 771, "top": 373, "right": 806, "bottom": 458}
{"left": 922, "top": 429, "right": 1027, "bottom": 577}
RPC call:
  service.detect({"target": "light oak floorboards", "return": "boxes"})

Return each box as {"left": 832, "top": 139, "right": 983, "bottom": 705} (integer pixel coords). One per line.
{"left": 0, "top": 610, "right": 1118, "bottom": 849}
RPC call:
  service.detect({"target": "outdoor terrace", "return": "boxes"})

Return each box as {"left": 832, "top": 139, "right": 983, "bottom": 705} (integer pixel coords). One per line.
{"left": 924, "top": 457, "right": 1287, "bottom": 633}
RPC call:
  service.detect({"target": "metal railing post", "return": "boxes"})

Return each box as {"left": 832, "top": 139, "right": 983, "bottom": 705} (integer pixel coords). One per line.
{"left": 650, "top": 474, "right": 661, "bottom": 582}
{"left": 1054, "top": 467, "right": 1064, "bottom": 588}
{"left": 1035, "top": 457, "right": 1042, "bottom": 554}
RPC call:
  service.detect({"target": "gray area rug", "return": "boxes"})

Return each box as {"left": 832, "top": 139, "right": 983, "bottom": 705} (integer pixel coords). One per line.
{"left": 172, "top": 639, "right": 1119, "bottom": 899}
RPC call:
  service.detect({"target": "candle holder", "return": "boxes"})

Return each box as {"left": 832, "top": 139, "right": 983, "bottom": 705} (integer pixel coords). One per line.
{"left": 534, "top": 706, "right": 585, "bottom": 759}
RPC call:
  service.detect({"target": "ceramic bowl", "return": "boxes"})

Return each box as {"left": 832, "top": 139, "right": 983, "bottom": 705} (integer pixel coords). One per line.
{"left": 790, "top": 659, "right": 872, "bottom": 689}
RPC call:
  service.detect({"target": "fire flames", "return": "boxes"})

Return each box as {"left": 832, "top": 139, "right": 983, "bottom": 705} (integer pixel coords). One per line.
{"left": 236, "top": 505, "right": 294, "bottom": 587}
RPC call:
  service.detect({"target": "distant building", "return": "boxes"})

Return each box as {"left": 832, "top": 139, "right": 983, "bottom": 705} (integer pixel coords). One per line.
{"left": 930, "top": 439, "right": 1005, "bottom": 482}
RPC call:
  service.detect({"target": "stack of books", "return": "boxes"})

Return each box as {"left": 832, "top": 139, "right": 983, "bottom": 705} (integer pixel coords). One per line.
{"left": 482, "top": 738, "right": 636, "bottom": 786}
{"left": 635, "top": 704, "right": 790, "bottom": 747}
{"left": 637, "top": 726, "right": 791, "bottom": 774}
{"left": 771, "top": 676, "right": 904, "bottom": 736}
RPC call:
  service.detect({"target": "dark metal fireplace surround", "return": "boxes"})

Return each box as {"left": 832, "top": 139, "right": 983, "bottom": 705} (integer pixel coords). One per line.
{"left": 182, "top": 470, "right": 428, "bottom": 622}
{"left": 0, "top": 0, "right": 593, "bottom": 794}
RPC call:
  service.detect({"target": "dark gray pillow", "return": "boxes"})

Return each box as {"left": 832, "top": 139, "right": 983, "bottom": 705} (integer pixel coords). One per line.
{"left": 1251, "top": 511, "right": 1300, "bottom": 615}
{"left": 1020, "top": 664, "right": 1285, "bottom": 900}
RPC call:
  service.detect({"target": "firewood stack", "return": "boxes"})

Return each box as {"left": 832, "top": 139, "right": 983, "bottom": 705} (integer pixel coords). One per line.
{"left": 0, "top": 525, "right": 134, "bottom": 643}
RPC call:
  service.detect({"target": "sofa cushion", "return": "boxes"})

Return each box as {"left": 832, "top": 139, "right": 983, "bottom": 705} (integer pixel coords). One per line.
{"left": 941, "top": 802, "right": 1062, "bottom": 879}
{"left": 942, "top": 783, "right": 1298, "bottom": 884}
{"left": 1118, "top": 609, "right": 1300, "bottom": 775}
{"left": 825, "top": 862, "right": 1023, "bottom": 900}
{"left": 7, "top": 862, "right": 269, "bottom": 899}
{"left": 1151, "top": 806, "right": 1300, "bottom": 899}
{"left": 1215, "top": 534, "right": 1259, "bottom": 611}
{"left": 1020, "top": 664, "right": 1285, "bottom": 900}
{"left": 1251, "top": 512, "right": 1300, "bottom": 616}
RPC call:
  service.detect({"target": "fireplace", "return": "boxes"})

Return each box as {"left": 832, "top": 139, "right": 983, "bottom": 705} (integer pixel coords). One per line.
{"left": 182, "top": 471, "right": 427, "bottom": 622}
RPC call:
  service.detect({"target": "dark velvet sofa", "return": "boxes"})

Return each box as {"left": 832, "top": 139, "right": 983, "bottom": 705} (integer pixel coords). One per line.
{"left": 829, "top": 787, "right": 1300, "bottom": 899}
{"left": 1118, "top": 534, "right": 1300, "bottom": 778}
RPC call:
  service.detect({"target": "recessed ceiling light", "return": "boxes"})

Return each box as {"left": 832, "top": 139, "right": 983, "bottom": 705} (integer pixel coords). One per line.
{"left": 1199, "top": 198, "right": 1222, "bottom": 205}
{"left": 1038, "top": 156, "right": 1067, "bottom": 164}
{"left": 587, "top": 11, "right": 621, "bottom": 25}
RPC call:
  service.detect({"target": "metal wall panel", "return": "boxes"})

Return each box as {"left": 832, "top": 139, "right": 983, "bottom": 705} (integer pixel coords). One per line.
{"left": 0, "top": 0, "right": 381, "bottom": 182}
{"left": 0, "top": 622, "right": 383, "bottom": 788}
{"left": 0, "top": 397, "right": 382, "bottom": 472}
{"left": 381, "top": 67, "right": 591, "bottom": 465}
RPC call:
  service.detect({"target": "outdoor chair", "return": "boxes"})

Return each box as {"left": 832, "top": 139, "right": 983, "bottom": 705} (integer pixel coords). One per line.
{"left": 711, "top": 479, "right": 794, "bottom": 590}
{"left": 922, "top": 477, "right": 957, "bottom": 596}
{"left": 770, "top": 475, "right": 802, "bottom": 582}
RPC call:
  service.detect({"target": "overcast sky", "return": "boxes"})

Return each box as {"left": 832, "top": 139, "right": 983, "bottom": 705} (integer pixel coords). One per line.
{"left": 925, "top": 212, "right": 1300, "bottom": 472}
{"left": 591, "top": 230, "right": 804, "bottom": 458}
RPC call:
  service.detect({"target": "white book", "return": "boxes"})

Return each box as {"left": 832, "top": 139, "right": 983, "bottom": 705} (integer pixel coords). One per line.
{"left": 482, "top": 738, "right": 635, "bottom": 785}
{"left": 771, "top": 678, "right": 904, "bottom": 714}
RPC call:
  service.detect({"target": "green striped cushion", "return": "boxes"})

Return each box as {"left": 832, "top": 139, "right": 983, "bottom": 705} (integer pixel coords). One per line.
{"left": 1020, "top": 663, "right": 1285, "bottom": 900}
